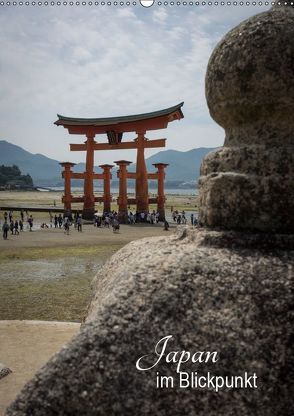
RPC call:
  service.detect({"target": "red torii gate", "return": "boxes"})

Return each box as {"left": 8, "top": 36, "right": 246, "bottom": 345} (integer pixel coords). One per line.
{"left": 55, "top": 103, "right": 184, "bottom": 219}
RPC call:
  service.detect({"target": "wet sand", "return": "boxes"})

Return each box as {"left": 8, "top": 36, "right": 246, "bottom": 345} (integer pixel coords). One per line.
{"left": 0, "top": 320, "right": 80, "bottom": 415}
{"left": 0, "top": 223, "right": 171, "bottom": 321}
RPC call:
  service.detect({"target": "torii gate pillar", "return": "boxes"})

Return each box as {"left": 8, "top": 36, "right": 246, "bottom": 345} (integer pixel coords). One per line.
{"left": 83, "top": 134, "right": 96, "bottom": 219}
{"left": 99, "top": 164, "right": 113, "bottom": 214}
{"left": 136, "top": 131, "right": 149, "bottom": 213}
{"left": 60, "top": 162, "right": 76, "bottom": 212}
{"left": 153, "top": 163, "right": 168, "bottom": 221}
{"left": 115, "top": 160, "right": 131, "bottom": 223}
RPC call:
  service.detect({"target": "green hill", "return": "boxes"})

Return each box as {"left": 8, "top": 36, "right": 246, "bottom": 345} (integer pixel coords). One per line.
{"left": 0, "top": 165, "right": 34, "bottom": 189}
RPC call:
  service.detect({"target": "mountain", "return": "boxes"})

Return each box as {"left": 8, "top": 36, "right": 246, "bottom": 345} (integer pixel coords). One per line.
{"left": 0, "top": 140, "right": 62, "bottom": 186}
{"left": 0, "top": 140, "right": 216, "bottom": 187}
{"left": 131, "top": 148, "right": 216, "bottom": 183}
{"left": 0, "top": 140, "right": 85, "bottom": 186}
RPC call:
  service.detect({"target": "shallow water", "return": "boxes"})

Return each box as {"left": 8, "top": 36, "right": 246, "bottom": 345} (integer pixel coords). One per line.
{"left": 0, "top": 256, "right": 103, "bottom": 322}
{"left": 1, "top": 257, "right": 102, "bottom": 282}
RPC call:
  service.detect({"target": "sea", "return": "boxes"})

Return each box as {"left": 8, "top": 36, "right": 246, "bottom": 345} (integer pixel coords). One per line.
{"left": 47, "top": 187, "right": 198, "bottom": 196}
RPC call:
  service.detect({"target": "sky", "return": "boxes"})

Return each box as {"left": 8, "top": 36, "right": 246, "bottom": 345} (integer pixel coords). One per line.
{"left": 0, "top": 3, "right": 268, "bottom": 165}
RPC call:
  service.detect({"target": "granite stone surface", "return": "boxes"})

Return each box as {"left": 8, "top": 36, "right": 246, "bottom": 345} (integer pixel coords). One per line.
{"left": 199, "top": 5, "right": 294, "bottom": 232}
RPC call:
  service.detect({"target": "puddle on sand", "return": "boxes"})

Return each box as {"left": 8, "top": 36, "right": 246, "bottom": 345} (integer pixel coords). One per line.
{"left": 0, "top": 257, "right": 102, "bottom": 282}
{"left": 0, "top": 256, "right": 104, "bottom": 321}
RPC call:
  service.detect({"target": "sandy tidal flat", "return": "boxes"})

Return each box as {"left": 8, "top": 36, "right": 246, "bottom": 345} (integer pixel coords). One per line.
{"left": 0, "top": 222, "right": 173, "bottom": 321}
{"left": 0, "top": 320, "right": 80, "bottom": 415}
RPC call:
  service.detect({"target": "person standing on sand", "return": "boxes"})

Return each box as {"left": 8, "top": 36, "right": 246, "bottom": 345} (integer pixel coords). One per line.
{"left": 190, "top": 213, "right": 194, "bottom": 225}
{"left": 14, "top": 220, "right": 19, "bottom": 235}
{"left": 181, "top": 211, "right": 186, "bottom": 224}
{"left": 64, "top": 218, "right": 70, "bottom": 235}
{"left": 19, "top": 219, "right": 23, "bottom": 231}
{"left": 155, "top": 212, "right": 160, "bottom": 223}
{"left": 77, "top": 215, "right": 82, "bottom": 232}
{"left": 20, "top": 210, "right": 24, "bottom": 222}
{"left": 163, "top": 219, "right": 169, "bottom": 231}
{"left": 150, "top": 212, "right": 155, "bottom": 225}
{"left": 58, "top": 214, "right": 63, "bottom": 228}
{"left": 112, "top": 218, "right": 120, "bottom": 233}
{"left": 2, "top": 221, "right": 9, "bottom": 239}
{"left": 28, "top": 215, "right": 33, "bottom": 232}
{"left": 172, "top": 211, "right": 177, "bottom": 222}
{"left": 4, "top": 211, "right": 8, "bottom": 222}
{"left": 105, "top": 216, "right": 110, "bottom": 228}
{"left": 10, "top": 220, "right": 14, "bottom": 235}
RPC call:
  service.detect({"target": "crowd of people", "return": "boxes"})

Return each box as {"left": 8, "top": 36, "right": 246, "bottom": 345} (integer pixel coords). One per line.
{"left": 1, "top": 209, "right": 83, "bottom": 239}
{"left": 2, "top": 208, "right": 198, "bottom": 239}
{"left": 171, "top": 210, "right": 198, "bottom": 226}
{"left": 51, "top": 212, "right": 84, "bottom": 235}
{"left": 1, "top": 210, "right": 34, "bottom": 239}
{"left": 128, "top": 210, "right": 160, "bottom": 225}
{"left": 94, "top": 210, "right": 163, "bottom": 228}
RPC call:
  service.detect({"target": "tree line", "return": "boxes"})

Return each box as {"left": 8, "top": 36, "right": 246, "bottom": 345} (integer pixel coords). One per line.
{"left": 0, "top": 165, "right": 34, "bottom": 188}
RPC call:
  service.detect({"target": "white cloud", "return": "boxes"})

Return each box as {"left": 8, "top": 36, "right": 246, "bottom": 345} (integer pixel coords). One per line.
{"left": 117, "top": 8, "right": 137, "bottom": 18}
{"left": 152, "top": 8, "right": 168, "bottom": 24}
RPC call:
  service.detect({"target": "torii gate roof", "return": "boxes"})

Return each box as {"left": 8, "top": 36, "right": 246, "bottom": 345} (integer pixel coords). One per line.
{"left": 54, "top": 102, "right": 184, "bottom": 134}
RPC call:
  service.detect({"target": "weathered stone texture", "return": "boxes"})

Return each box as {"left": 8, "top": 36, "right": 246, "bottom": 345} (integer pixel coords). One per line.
{"left": 205, "top": 6, "right": 294, "bottom": 133}
{"left": 199, "top": 6, "right": 294, "bottom": 232}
